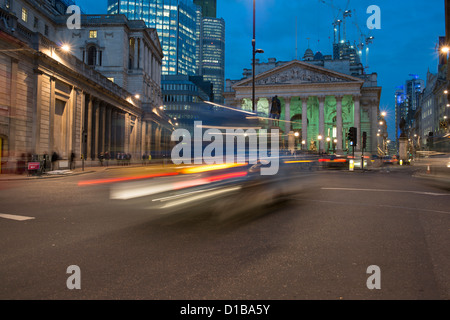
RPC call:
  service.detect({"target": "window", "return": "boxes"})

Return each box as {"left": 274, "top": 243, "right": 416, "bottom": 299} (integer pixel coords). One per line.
{"left": 6, "top": 0, "right": 11, "bottom": 9}
{"left": 34, "top": 17, "right": 39, "bottom": 29}
{"left": 22, "top": 8, "right": 28, "bottom": 22}
{"left": 44, "top": 25, "right": 49, "bottom": 36}
{"left": 89, "top": 31, "right": 98, "bottom": 39}
{"left": 107, "top": 78, "right": 115, "bottom": 83}
{"left": 87, "top": 46, "right": 97, "bottom": 66}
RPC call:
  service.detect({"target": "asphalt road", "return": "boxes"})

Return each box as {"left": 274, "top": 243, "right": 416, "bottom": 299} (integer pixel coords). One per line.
{"left": 0, "top": 166, "right": 449, "bottom": 301}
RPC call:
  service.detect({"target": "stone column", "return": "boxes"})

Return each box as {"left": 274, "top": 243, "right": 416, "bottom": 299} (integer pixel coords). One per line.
{"left": 101, "top": 103, "right": 106, "bottom": 154}
{"left": 256, "top": 98, "right": 261, "bottom": 114}
{"left": 134, "top": 38, "right": 139, "bottom": 70}
{"left": 139, "top": 39, "right": 145, "bottom": 70}
{"left": 94, "top": 100, "right": 100, "bottom": 160}
{"left": 124, "top": 113, "right": 130, "bottom": 154}
{"left": 146, "top": 46, "right": 150, "bottom": 75}
{"left": 141, "top": 121, "right": 146, "bottom": 157}
{"left": 371, "top": 100, "right": 379, "bottom": 155}
{"left": 87, "top": 96, "right": 93, "bottom": 161}
{"left": 106, "top": 106, "right": 112, "bottom": 153}
{"left": 318, "top": 96, "right": 326, "bottom": 153}
{"left": 79, "top": 90, "right": 85, "bottom": 159}
{"left": 301, "top": 96, "right": 308, "bottom": 150}
{"left": 152, "top": 56, "right": 156, "bottom": 82}
{"left": 33, "top": 70, "right": 43, "bottom": 154}
{"left": 354, "top": 94, "right": 361, "bottom": 151}
{"left": 336, "top": 95, "right": 343, "bottom": 153}
{"left": 284, "top": 96, "right": 291, "bottom": 139}
{"left": 111, "top": 110, "right": 117, "bottom": 154}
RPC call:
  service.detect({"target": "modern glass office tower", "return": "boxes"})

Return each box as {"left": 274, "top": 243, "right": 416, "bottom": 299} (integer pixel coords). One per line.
{"left": 107, "top": 0, "right": 198, "bottom": 76}
{"left": 193, "top": 0, "right": 216, "bottom": 18}
{"left": 199, "top": 17, "right": 225, "bottom": 103}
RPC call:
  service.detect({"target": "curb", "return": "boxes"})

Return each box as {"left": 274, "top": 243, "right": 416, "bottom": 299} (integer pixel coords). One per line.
{"left": 0, "top": 170, "right": 96, "bottom": 182}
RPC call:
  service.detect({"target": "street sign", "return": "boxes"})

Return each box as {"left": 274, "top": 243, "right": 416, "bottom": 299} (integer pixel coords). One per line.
{"left": 28, "top": 162, "right": 40, "bottom": 171}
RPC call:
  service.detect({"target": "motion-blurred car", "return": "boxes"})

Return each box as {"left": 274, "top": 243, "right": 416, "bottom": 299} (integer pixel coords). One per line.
{"left": 108, "top": 161, "right": 319, "bottom": 224}
{"left": 318, "top": 155, "right": 348, "bottom": 170}
{"left": 413, "top": 153, "right": 450, "bottom": 190}
{"left": 383, "top": 155, "right": 398, "bottom": 165}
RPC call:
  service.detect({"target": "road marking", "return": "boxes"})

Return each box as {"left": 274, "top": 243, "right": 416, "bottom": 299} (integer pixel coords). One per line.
{"left": 159, "top": 186, "right": 241, "bottom": 209}
{"left": 322, "top": 187, "right": 450, "bottom": 196}
{"left": 0, "top": 214, "right": 35, "bottom": 221}
{"left": 292, "top": 199, "right": 450, "bottom": 215}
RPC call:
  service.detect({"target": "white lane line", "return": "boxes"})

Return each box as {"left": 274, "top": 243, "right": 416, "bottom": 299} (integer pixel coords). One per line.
{"left": 0, "top": 214, "right": 35, "bottom": 221}
{"left": 292, "top": 199, "right": 450, "bottom": 215}
{"left": 322, "top": 187, "right": 450, "bottom": 196}
{"left": 158, "top": 186, "right": 241, "bottom": 209}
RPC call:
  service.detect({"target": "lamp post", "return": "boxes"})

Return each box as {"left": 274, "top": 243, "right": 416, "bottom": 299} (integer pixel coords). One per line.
{"left": 318, "top": 135, "right": 323, "bottom": 154}
{"left": 252, "top": 0, "right": 264, "bottom": 113}
{"left": 326, "top": 137, "right": 331, "bottom": 154}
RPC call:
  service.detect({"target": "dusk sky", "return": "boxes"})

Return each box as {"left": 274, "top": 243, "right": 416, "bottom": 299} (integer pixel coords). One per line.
{"left": 75, "top": 0, "right": 446, "bottom": 139}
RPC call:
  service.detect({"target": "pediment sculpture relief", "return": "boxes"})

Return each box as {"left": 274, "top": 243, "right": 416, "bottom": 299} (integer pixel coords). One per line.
{"left": 254, "top": 66, "right": 348, "bottom": 86}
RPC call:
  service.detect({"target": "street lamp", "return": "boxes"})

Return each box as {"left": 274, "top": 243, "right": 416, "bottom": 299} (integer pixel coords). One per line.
{"left": 60, "top": 44, "right": 71, "bottom": 52}
{"left": 252, "top": 0, "right": 264, "bottom": 113}
{"left": 326, "top": 137, "right": 331, "bottom": 154}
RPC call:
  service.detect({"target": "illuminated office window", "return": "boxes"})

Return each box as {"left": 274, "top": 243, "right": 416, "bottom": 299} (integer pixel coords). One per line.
{"left": 89, "top": 31, "right": 98, "bottom": 39}
{"left": 22, "top": 8, "right": 28, "bottom": 22}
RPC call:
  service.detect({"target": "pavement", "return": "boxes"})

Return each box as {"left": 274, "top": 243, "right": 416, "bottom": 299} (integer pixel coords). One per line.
{"left": 0, "top": 162, "right": 172, "bottom": 181}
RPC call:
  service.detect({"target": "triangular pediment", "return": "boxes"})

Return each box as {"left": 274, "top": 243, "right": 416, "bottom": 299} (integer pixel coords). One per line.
{"left": 234, "top": 60, "right": 364, "bottom": 88}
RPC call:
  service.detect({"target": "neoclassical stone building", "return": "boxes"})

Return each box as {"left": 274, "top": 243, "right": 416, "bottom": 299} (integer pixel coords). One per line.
{"left": 224, "top": 58, "right": 382, "bottom": 155}
{"left": 0, "top": 0, "right": 173, "bottom": 173}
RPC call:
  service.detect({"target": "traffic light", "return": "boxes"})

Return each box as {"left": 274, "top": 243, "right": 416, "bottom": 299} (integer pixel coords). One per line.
{"left": 348, "top": 127, "right": 357, "bottom": 146}
{"left": 362, "top": 131, "right": 367, "bottom": 149}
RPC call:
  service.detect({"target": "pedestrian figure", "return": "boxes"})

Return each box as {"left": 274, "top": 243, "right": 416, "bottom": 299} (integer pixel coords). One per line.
{"left": 51, "top": 151, "right": 58, "bottom": 171}
{"left": 70, "top": 151, "right": 76, "bottom": 170}
{"left": 105, "top": 151, "right": 110, "bottom": 167}
{"left": 43, "top": 152, "right": 48, "bottom": 173}
{"left": 99, "top": 153, "right": 104, "bottom": 166}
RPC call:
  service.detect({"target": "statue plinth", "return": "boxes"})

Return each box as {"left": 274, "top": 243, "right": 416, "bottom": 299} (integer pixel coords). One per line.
{"left": 398, "top": 137, "right": 408, "bottom": 162}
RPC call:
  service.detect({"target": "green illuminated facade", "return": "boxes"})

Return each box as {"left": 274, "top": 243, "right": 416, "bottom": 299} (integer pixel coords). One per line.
{"left": 225, "top": 59, "right": 382, "bottom": 155}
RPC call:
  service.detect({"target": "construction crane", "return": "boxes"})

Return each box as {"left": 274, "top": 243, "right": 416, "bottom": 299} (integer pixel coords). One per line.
{"left": 342, "top": 4, "right": 352, "bottom": 42}
{"left": 352, "top": 8, "right": 374, "bottom": 72}
{"left": 318, "top": 0, "right": 343, "bottom": 44}
{"left": 319, "top": 0, "right": 352, "bottom": 43}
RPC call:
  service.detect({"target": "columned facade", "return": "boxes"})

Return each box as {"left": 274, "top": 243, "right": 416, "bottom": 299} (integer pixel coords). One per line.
{"left": 0, "top": 2, "right": 173, "bottom": 173}
{"left": 224, "top": 60, "right": 382, "bottom": 155}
